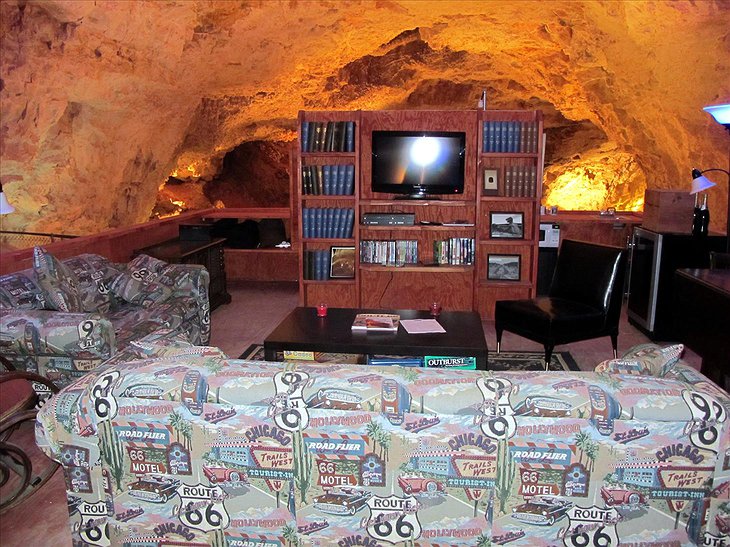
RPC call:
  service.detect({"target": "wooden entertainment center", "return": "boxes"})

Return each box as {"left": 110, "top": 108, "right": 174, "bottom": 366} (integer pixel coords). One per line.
{"left": 294, "top": 109, "right": 545, "bottom": 319}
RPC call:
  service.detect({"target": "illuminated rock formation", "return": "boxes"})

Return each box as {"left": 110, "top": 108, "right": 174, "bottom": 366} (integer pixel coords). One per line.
{"left": 1, "top": 0, "right": 728, "bottom": 237}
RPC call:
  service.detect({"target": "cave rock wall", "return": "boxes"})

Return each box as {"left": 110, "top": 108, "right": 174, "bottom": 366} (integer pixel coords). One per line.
{"left": 1, "top": 0, "right": 728, "bottom": 236}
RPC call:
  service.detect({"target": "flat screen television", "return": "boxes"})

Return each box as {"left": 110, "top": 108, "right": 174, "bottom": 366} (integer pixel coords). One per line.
{"left": 371, "top": 130, "right": 466, "bottom": 199}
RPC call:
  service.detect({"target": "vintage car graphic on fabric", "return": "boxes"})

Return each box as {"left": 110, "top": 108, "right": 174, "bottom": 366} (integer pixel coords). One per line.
{"left": 127, "top": 475, "right": 181, "bottom": 503}
{"left": 513, "top": 396, "right": 574, "bottom": 417}
{"left": 306, "top": 388, "right": 362, "bottom": 410}
{"left": 312, "top": 486, "right": 373, "bottom": 515}
{"left": 397, "top": 475, "right": 445, "bottom": 496}
{"left": 588, "top": 385, "right": 623, "bottom": 436}
{"left": 181, "top": 370, "right": 208, "bottom": 415}
{"left": 511, "top": 495, "right": 573, "bottom": 526}
{"left": 202, "top": 465, "right": 249, "bottom": 485}
{"left": 600, "top": 486, "right": 646, "bottom": 508}
{"left": 381, "top": 378, "right": 412, "bottom": 425}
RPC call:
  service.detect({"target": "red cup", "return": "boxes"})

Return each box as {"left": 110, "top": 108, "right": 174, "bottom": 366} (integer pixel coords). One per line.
{"left": 317, "top": 303, "right": 328, "bottom": 317}
{"left": 429, "top": 302, "right": 442, "bottom": 316}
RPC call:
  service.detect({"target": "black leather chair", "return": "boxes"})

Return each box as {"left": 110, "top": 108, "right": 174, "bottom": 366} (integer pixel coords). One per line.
{"left": 495, "top": 239, "right": 627, "bottom": 370}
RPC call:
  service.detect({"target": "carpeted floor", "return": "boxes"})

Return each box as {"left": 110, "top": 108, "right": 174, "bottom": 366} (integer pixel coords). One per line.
{"left": 238, "top": 344, "right": 579, "bottom": 371}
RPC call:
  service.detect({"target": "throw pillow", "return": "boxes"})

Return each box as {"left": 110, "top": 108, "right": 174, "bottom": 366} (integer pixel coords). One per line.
{"left": 595, "top": 343, "right": 684, "bottom": 377}
{"left": 32, "top": 247, "right": 82, "bottom": 312}
{"left": 622, "top": 343, "right": 684, "bottom": 377}
{"left": 0, "top": 268, "right": 48, "bottom": 310}
{"left": 594, "top": 359, "right": 653, "bottom": 376}
{"left": 63, "top": 254, "right": 122, "bottom": 314}
{"left": 111, "top": 254, "right": 174, "bottom": 308}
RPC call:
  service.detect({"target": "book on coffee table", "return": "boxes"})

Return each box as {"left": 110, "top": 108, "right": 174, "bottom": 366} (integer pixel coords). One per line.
{"left": 351, "top": 313, "right": 400, "bottom": 332}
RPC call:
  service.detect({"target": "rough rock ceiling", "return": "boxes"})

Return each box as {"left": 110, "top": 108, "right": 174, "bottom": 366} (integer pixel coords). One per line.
{"left": 1, "top": 0, "right": 729, "bottom": 236}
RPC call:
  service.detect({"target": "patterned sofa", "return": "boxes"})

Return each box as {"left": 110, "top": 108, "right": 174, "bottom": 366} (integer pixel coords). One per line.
{"left": 0, "top": 248, "right": 210, "bottom": 387}
{"left": 35, "top": 346, "right": 730, "bottom": 546}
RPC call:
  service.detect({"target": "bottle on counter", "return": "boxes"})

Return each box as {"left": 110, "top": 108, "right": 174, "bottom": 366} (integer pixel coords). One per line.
{"left": 693, "top": 193, "right": 710, "bottom": 237}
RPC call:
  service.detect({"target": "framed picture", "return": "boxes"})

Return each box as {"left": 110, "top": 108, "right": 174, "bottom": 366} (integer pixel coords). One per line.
{"left": 330, "top": 246, "right": 356, "bottom": 278}
{"left": 490, "top": 211, "right": 524, "bottom": 239}
{"left": 483, "top": 168, "right": 498, "bottom": 195}
{"left": 487, "top": 254, "right": 521, "bottom": 281}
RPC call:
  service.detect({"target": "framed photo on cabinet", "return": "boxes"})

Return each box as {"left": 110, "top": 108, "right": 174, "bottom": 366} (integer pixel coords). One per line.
{"left": 489, "top": 212, "right": 524, "bottom": 239}
{"left": 487, "top": 254, "right": 521, "bottom": 281}
{"left": 330, "top": 246, "right": 356, "bottom": 278}
{"left": 483, "top": 168, "right": 499, "bottom": 195}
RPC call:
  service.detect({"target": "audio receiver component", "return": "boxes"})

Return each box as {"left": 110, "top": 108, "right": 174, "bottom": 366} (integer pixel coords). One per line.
{"left": 362, "top": 213, "right": 416, "bottom": 226}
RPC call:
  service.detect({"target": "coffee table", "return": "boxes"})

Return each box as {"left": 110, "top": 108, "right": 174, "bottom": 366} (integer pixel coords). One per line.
{"left": 263, "top": 307, "right": 488, "bottom": 370}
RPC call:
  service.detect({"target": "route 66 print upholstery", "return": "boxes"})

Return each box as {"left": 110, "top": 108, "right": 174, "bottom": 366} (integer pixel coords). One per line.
{"left": 0, "top": 248, "right": 210, "bottom": 387}
{"left": 35, "top": 350, "right": 730, "bottom": 546}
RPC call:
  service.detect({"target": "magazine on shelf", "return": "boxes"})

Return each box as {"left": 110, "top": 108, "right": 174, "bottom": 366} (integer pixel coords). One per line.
{"left": 367, "top": 355, "right": 422, "bottom": 367}
{"left": 351, "top": 313, "right": 401, "bottom": 332}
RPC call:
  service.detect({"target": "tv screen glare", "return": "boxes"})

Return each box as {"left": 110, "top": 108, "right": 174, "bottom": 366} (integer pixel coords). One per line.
{"left": 371, "top": 131, "right": 466, "bottom": 198}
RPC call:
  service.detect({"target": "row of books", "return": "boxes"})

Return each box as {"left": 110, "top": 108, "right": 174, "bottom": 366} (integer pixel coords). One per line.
{"left": 302, "top": 250, "right": 331, "bottom": 280}
{"left": 360, "top": 240, "right": 419, "bottom": 266}
{"left": 503, "top": 165, "right": 538, "bottom": 197}
{"left": 301, "top": 121, "right": 356, "bottom": 153}
{"left": 301, "top": 164, "right": 355, "bottom": 195}
{"left": 302, "top": 208, "right": 355, "bottom": 239}
{"left": 482, "top": 121, "right": 539, "bottom": 154}
{"left": 434, "top": 238, "right": 475, "bottom": 265}
{"left": 366, "top": 354, "right": 477, "bottom": 369}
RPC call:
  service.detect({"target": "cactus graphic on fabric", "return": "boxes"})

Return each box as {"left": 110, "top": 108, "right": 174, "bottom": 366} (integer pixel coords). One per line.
{"left": 292, "top": 428, "right": 312, "bottom": 503}
{"left": 494, "top": 438, "right": 515, "bottom": 515}
{"left": 99, "top": 420, "right": 125, "bottom": 491}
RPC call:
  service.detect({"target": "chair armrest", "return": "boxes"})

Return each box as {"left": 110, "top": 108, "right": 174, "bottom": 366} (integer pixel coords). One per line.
{"left": 0, "top": 371, "right": 60, "bottom": 393}
{"left": 0, "top": 310, "right": 116, "bottom": 387}
{"left": 165, "top": 264, "right": 211, "bottom": 345}
{"left": 0, "top": 371, "right": 59, "bottom": 431}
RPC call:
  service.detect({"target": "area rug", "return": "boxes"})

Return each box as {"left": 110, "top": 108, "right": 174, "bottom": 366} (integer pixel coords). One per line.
{"left": 239, "top": 344, "right": 579, "bottom": 372}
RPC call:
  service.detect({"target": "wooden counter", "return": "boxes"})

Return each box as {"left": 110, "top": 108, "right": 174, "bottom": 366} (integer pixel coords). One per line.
{"left": 673, "top": 268, "right": 730, "bottom": 390}
{"left": 540, "top": 211, "right": 643, "bottom": 247}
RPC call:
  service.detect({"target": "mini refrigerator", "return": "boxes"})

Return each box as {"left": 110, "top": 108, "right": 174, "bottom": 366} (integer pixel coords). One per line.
{"left": 627, "top": 227, "right": 725, "bottom": 340}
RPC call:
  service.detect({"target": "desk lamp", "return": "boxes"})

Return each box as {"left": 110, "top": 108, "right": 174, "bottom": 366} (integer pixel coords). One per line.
{"left": 0, "top": 183, "right": 14, "bottom": 215}
{"left": 698, "top": 103, "right": 730, "bottom": 251}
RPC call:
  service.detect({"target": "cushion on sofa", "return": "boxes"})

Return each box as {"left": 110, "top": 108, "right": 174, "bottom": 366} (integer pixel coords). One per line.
{"left": 111, "top": 254, "right": 174, "bottom": 308}
{"left": 62, "top": 254, "right": 122, "bottom": 314}
{"left": 595, "top": 342, "right": 684, "bottom": 377}
{"left": 0, "top": 268, "right": 47, "bottom": 310}
{"left": 129, "top": 329, "right": 227, "bottom": 359}
{"left": 32, "top": 247, "right": 82, "bottom": 312}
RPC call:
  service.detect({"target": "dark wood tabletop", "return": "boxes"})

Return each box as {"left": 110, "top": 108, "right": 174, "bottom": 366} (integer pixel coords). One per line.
{"left": 263, "top": 307, "right": 488, "bottom": 369}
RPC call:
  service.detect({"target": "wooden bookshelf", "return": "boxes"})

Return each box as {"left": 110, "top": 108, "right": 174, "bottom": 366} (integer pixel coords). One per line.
{"left": 475, "top": 110, "right": 544, "bottom": 318}
{"left": 297, "top": 111, "right": 361, "bottom": 307}
{"left": 293, "top": 109, "right": 544, "bottom": 318}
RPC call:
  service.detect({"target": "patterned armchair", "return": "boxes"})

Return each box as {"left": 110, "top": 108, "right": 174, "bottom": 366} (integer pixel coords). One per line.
{"left": 0, "top": 248, "right": 210, "bottom": 388}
